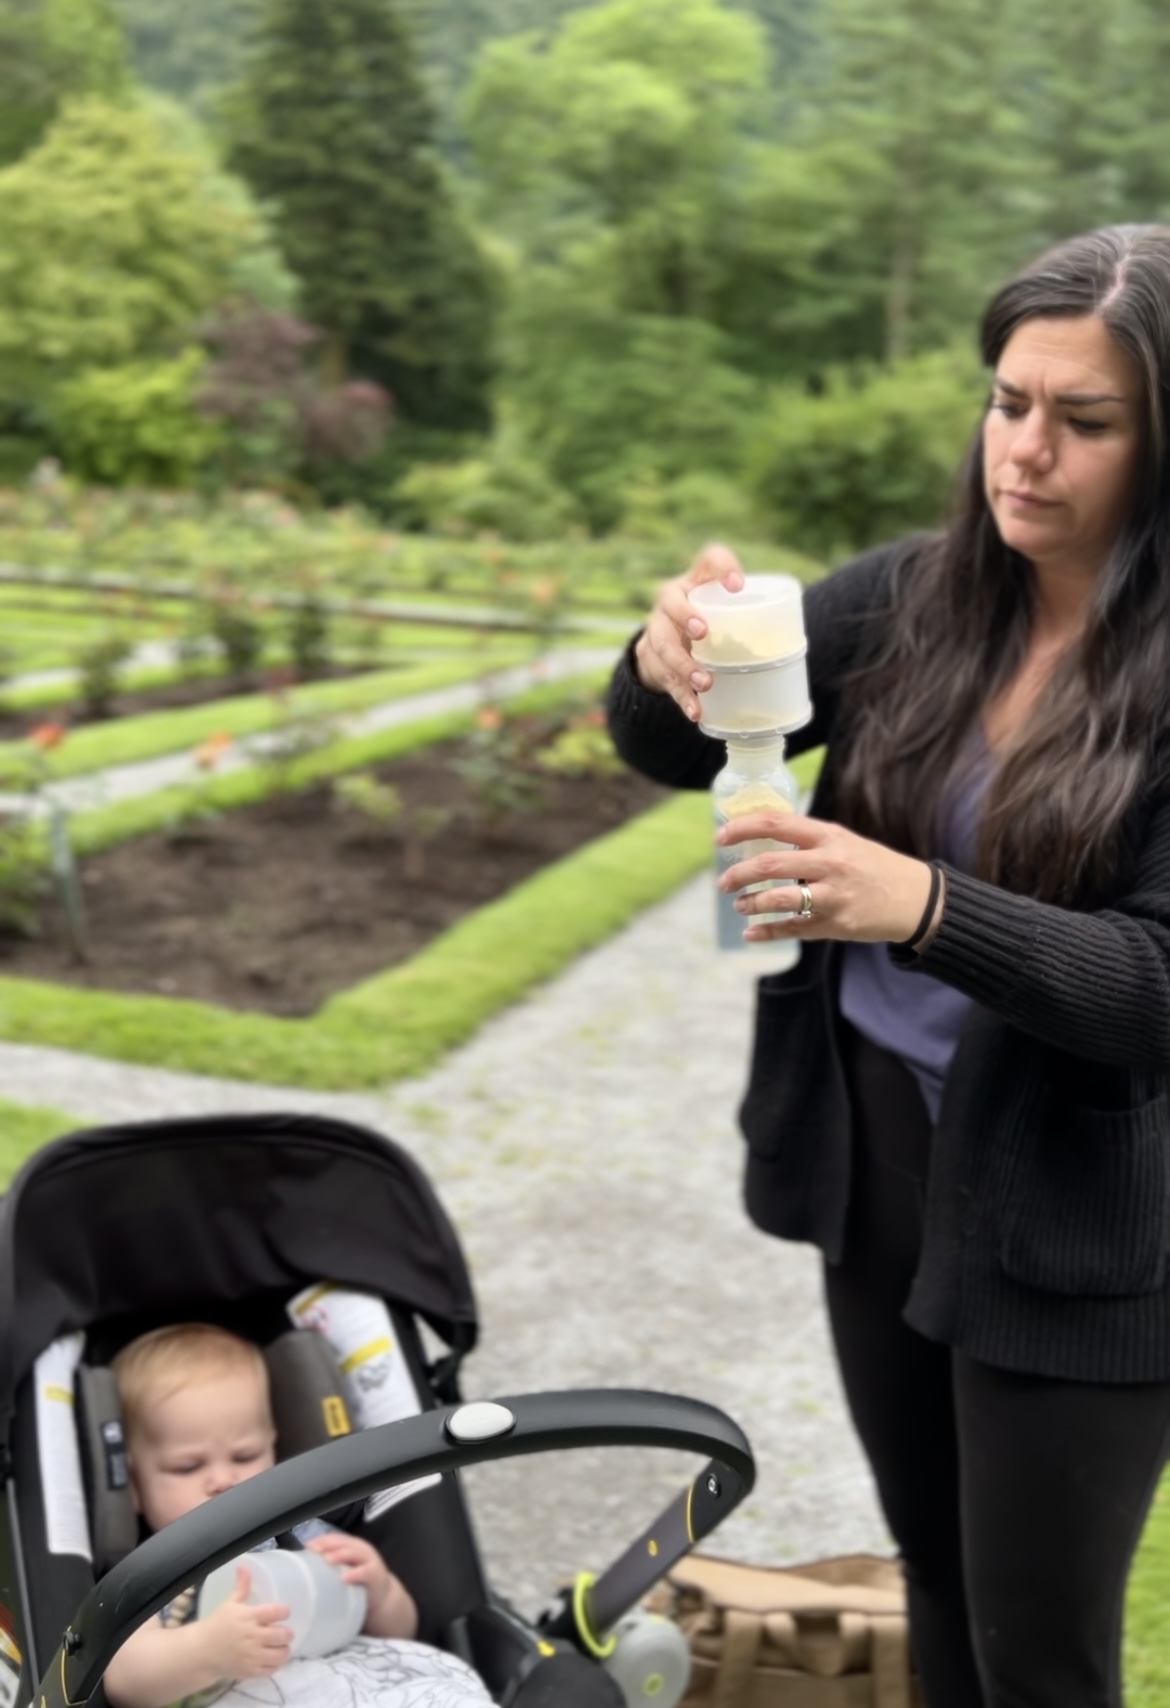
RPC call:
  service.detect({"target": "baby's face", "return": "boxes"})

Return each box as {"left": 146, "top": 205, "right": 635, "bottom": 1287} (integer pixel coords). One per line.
{"left": 129, "top": 1369, "right": 277, "bottom": 1532}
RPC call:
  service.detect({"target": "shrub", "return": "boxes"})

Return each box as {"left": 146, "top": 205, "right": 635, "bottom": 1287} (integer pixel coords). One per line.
{"left": 747, "top": 346, "right": 986, "bottom": 559}
{"left": 536, "top": 711, "right": 625, "bottom": 778}
{"left": 302, "top": 381, "right": 390, "bottom": 470}
{"left": 617, "top": 471, "right": 765, "bottom": 544}
{"left": 394, "top": 448, "right": 584, "bottom": 541}
{"left": 333, "top": 772, "right": 403, "bottom": 829}
{"left": 450, "top": 705, "right": 548, "bottom": 825}
{"left": 206, "top": 590, "right": 264, "bottom": 682}
{"left": 52, "top": 351, "right": 221, "bottom": 488}
{"left": 76, "top": 633, "right": 132, "bottom": 718}
{"left": 0, "top": 812, "right": 45, "bottom": 937}
{"left": 196, "top": 307, "right": 391, "bottom": 487}
{"left": 286, "top": 590, "right": 331, "bottom": 678}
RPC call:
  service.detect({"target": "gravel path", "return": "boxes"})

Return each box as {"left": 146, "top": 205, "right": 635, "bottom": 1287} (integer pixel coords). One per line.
{"left": 0, "top": 872, "right": 889, "bottom": 1614}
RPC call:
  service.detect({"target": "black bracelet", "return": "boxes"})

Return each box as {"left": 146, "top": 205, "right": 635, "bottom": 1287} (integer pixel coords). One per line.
{"left": 895, "top": 860, "right": 942, "bottom": 952}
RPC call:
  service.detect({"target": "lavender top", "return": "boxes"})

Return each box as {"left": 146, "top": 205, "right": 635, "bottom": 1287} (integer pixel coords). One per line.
{"left": 839, "top": 738, "right": 996, "bottom": 1121}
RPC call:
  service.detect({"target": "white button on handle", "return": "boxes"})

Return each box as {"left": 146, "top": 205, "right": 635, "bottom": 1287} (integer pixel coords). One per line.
{"left": 444, "top": 1402, "right": 517, "bottom": 1443}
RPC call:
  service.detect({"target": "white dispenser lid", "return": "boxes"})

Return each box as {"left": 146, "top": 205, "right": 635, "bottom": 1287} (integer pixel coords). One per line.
{"left": 689, "top": 574, "right": 806, "bottom": 665}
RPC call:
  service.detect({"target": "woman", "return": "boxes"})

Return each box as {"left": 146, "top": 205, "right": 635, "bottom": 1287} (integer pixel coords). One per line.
{"left": 606, "top": 224, "right": 1170, "bottom": 1708}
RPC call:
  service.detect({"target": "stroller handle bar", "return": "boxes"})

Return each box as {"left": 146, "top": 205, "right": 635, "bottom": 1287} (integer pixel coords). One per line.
{"left": 38, "top": 1387, "right": 755, "bottom": 1707}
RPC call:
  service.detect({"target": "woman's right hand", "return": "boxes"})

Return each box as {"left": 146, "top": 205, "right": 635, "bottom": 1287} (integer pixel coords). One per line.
{"left": 633, "top": 541, "right": 745, "bottom": 721}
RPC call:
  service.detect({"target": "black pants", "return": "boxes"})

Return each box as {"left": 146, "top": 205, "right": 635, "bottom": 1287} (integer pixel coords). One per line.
{"left": 823, "top": 1025, "right": 1170, "bottom": 1708}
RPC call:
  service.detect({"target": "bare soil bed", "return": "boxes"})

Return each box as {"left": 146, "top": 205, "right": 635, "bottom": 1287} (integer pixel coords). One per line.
{"left": 0, "top": 741, "right": 667, "bottom": 1015}
{"left": 0, "top": 663, "right": 382, "bottom": 739}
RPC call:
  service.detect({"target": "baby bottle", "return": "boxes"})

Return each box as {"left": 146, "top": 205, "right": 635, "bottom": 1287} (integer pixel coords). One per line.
{"left": 690, "top": 571, "right": 812, "bottom": 975}
{"left": 198, "top": 1547, "right": 367, "bottom": 1659}
{"left": 712, "top": 734, "right": 801, "bottom": 976}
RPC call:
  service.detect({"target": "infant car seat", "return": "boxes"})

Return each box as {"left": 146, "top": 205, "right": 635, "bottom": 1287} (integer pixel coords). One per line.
{"left": 0, "top": 1112, "right": 754, "bottom": 1707}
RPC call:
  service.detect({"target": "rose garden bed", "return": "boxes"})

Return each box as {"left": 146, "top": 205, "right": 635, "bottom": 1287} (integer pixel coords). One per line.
{"left": 0, "top": 737, "right": 667, "bottom": 1016}
{"left": 0, "top": 687, "right": 720, "bottom": 1088}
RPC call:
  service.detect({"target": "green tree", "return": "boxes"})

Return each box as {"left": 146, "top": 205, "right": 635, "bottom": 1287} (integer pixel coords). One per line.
{"left": 1098, "top": 0, "right": 1170, "bottom": 224}
{"left": 503, "top": 285, "right": 760, "bottom": 530}
{"left": 402, "top": 0, "right": 816, "bottom": 152}
{"left": 703, "top": 139, "right": 894, "bottom": 379}
{"left": 397, "top": 0, "right": 590, "bottom": 156}
{"left": 109, "top": 0, "right": 817, "bottom": 153}
{"left": 464, "top": 0, "right": 779, "bottom": 526}
{"left": 0, "top": 97, "right": 290, "bottom": 402}
{"left": 468, "top": 0, "right": 767, "bottom": 320}
{"left": 0, "top": 0, "right": 130, "bottom": 163}
{"left": 111, "top": 0, "right": 260, "bottom": 115}
{"left": 998, "top": 0, "right": 1134, "bottom": 245}
{"left": 465, "top": 0, "right": 893, "bottom": 386}
{"left": 226, "top": 0, "right": 495, "bottom": 431}
{"left": 807, "top": 0, "right": 1033, "bottom": 361}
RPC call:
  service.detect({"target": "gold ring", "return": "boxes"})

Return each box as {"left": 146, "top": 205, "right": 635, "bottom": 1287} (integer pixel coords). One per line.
{"left": 797, "top": 882, "right": 814, "bottom": 920}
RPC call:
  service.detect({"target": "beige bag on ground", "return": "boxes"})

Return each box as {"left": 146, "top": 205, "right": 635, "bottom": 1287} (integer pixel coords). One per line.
{"left": 649, "top": 1553, "right": 924, "bottom": 1708}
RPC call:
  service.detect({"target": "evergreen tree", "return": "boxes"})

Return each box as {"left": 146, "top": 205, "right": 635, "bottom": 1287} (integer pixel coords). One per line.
{"left": 226, "top": 0, "right": 494, "bottom": 431}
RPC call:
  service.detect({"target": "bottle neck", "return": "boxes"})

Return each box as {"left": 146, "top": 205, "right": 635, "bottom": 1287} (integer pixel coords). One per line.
{"left": 724, "top": 737, "right": 787, "bottom": 777}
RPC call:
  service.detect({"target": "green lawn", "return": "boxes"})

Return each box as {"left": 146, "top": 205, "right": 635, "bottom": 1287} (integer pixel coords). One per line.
{"left": 1127, "top": 1469, "right": 1170, "bottom": 1705}
{"left": 0, "top": 1096, "right": 73, "bottom": 1178}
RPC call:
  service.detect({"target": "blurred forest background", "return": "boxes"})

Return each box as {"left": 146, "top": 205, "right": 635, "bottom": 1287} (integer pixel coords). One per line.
{"left": 3, "top": 0, "right": 1169, "bottom": 556}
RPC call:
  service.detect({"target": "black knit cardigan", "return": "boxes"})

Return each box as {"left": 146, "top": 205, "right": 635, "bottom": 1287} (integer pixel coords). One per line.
{"left": 605, "top": 542, "right": 1170, "bottom": 1382}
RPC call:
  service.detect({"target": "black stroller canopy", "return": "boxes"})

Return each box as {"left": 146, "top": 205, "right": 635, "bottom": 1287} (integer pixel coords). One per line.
{"left": 0, "top": 1111, "right": 479, "bottom": 1429}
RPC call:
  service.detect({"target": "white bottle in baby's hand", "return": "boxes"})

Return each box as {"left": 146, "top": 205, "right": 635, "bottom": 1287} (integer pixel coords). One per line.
{"left": 198, "top": 1548, "right": 367, "bottom": 1660}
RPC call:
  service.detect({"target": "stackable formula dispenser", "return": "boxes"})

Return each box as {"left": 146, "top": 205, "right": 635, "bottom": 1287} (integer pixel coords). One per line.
{"left": 690, "top": 575, "right": 813, "bottom": 975}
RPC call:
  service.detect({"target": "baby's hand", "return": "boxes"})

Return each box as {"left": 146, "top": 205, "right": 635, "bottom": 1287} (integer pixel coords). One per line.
{"left": 203, "top": 1566, "right": 293, "bottom": 1679}
{"left": 304, "top": 1533, "right": 418, "bottom": 1639}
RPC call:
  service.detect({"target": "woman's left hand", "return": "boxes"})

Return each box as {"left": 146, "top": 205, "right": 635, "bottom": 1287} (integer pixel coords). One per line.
{"left": 717, "top": 811, "right": 934, "bottom": 945}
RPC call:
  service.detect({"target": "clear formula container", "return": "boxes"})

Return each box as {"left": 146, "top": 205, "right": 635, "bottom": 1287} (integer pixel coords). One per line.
{"left": 712, "top": 735, "right": 801, "bottom": 976}
{"left": 691, "top": 575, "right": 811, "bottom": 739}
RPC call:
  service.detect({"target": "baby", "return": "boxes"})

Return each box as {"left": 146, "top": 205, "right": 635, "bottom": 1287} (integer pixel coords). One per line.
{"left": 103, "top": 1323, "right": 492, "bottom": 1708}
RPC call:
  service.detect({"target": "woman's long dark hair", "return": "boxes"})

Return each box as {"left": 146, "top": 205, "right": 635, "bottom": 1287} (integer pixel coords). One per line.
{"left": 835, "top": 225, "right": 1170, "bottom": 905}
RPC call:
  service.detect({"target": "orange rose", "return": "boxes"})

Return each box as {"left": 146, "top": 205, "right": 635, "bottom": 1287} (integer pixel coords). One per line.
{"left": 29, "top": 721, "right": 66, "bottom": 751}
{"left": 528, "top": 575, "right": 561, "bottom": 608}
{"left": 194, "top": 730, "right": 233, "bottom": 770}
